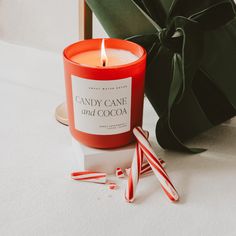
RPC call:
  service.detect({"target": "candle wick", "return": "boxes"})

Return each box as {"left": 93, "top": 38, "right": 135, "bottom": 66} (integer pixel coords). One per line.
{"left": 102, "top": 60, "right": 106, "bottom": 67}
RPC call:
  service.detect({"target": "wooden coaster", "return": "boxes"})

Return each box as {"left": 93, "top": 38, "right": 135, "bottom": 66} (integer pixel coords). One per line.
{"left": 55, "top": 103, "right": 68, "bottom": 126}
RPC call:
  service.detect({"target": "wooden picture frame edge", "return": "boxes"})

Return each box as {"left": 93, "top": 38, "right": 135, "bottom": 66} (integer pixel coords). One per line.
{"left": 79, "top": 0, "right": 93, "bottom": 40}
{"left": 55, "top": 0, "right": 93, "bottom": 125}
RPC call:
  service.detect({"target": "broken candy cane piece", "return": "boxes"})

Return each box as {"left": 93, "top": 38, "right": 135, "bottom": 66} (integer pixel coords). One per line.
{"left": 108, "top": 182, "right": 118, "bottom": 190}
{"left": 125, "top": 159, "right": 166, "bottom": 176}
{"left": 140, "top": 162, "right": 152, "bottom": 176}
{"left": 116, "top": 168, "right": 125, "bottom": 178}
{"left": 140, "top": 159, "right": 166, "bottom": 175}
{"left": 71, "top": 171, "right": 107, "bottom": 184}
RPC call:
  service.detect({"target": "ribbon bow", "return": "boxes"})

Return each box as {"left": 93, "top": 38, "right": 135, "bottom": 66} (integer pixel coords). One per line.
{"left": 128, "top": 0, "right": 236, "bottom": 153}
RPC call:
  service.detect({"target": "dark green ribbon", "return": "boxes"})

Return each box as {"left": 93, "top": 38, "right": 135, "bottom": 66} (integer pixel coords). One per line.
{"left": 128, "top": 0, "right": 236, "bottom": 153}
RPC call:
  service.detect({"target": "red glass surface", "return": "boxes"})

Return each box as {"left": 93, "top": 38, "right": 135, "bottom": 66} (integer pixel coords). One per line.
{"left": 63, "top": 38, "right": 147, "bottom": 148}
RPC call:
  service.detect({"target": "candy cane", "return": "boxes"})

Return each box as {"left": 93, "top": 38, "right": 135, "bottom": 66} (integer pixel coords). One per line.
{"left": 136, "top": 129, "right": 166, "bottom": 170}
{"left": 71, "top": 171, "right": 107, "bottom": 184}
{"left": 126, "top": 159, "right": 166, "bottom": 177}
{"left": 141, "top": 159, "right": 166, "bottom": 175}
{"left": 116, "top": 168, "right": 125, "bottom": 178}
{"left": 140, "top": 162, "right": 152, "bottom": 175}
{"left": 125, "top": 127, "right": 179, "bottom": 203}
{"left": 125, "top": 163, "right": 151, "bottom": 177}
{"left": 134, "top": 127, "right": 179, "bottom": 202}
{"left": 125, "top": 142, "right": 143, "bottom": 202}
{"left": 108, "top": 182, "right": 118, "bottom": 190}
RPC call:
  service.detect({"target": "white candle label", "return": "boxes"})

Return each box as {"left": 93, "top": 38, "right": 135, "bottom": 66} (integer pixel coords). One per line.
{"left": 71, "top": 75, "right": 132, "bottom": 135}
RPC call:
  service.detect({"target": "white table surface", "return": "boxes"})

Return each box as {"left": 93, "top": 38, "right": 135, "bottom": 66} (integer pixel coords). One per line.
{"left": 1, "top": 41, "right": 236, "bottom": 236}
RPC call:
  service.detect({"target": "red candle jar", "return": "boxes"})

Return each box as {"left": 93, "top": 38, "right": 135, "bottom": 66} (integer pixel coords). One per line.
{"left": 63, "top": 38, "right": 146, "bottom": 149}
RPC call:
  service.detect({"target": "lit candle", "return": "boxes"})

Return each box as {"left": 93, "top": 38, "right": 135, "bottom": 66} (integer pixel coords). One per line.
{"left": 63, "top": 38, "right": 147, "bottom": 149}
{"left": 71, "top": 39, "right": 138, "bottom": 67}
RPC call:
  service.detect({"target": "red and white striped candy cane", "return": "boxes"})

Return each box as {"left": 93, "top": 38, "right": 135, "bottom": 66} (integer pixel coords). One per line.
{"left": 71, "top": 171, "right": 107, "bottom": 184}
{"left": 108, "top": 182, "right": 118, "bottom": 190}
{"left": 141, "top": 158, "right": 166, "bottom": 175}
{"left": 116, "top": 168, "right": 125, "bottom": 178}
{"left": 140, "top": 162, "right": 152, "bottom": 175}
{"left": 125, "top": 162, "right": 151, "bottom": 177}
{"left": 126, "top": 159, "right": 166, "bottom": 176}
{"left": 137, "top": 130, "right": 166, "bottom": 173}
{"left": 125, "top": 142, "right": 143, "bottom": 202}
{"left": 133, "top": 127, "right": 179, "bottom": 202}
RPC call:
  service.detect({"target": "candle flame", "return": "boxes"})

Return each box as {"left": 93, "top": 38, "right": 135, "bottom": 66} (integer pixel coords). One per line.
{"left": 101, "top": 39, "right": 108, "bottom": 67}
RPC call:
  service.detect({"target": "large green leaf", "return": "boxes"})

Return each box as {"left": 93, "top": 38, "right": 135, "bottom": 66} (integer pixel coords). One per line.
{"left": 86, "top": 0, "right": 158, "bottom": 38}
{"left": 86, "top": 0, "right": 236, "bottom": 153}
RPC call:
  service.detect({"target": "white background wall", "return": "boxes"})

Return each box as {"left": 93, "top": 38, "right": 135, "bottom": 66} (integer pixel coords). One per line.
{"left": 0, "top": 0, "right": 107, "bottom": 52}
{"left": 1, "top": 0, "right": 235, "bottom": 52}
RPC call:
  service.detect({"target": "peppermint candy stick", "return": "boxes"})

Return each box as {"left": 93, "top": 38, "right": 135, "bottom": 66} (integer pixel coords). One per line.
{"left": 71, "top": 171, "right": 107, "bottom": 184}
{"left": 126, "top": 159, "right": 166, "bottom": 176}
{"left": 135, "top": 127, "right": 170, "bottom": 179}
{"left": 137, "top": 129, "right": 166, "bottom": 170}
{"left": 108, "top": 182, "right": 118, "bottom": 190}
{"left": 134, "top": 127, "right": 179, "bottom": 202}
{"left": 125, "top": 142, "right": 143, "bottom": 202}
{"left": 116, "top": 168, "right": 125, "bottom": 178}
{"left": 140, "top": 162, "right": 152, "bottom": 175}
{"left": 141, "top": 158, "right": 166, "bottom": 175}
